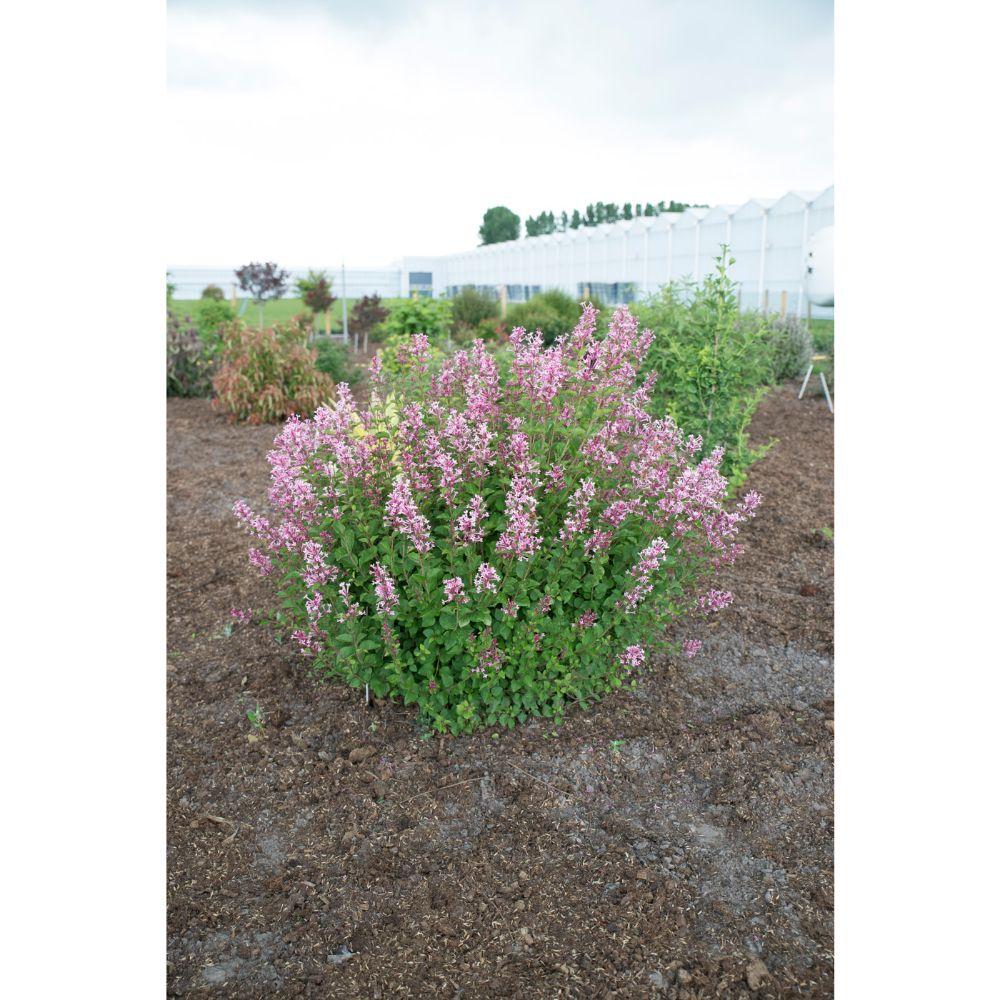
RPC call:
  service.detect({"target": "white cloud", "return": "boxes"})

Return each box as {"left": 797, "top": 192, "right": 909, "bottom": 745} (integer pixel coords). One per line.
{"left": 166, "top": 0, "right": 832, "bottom": 264}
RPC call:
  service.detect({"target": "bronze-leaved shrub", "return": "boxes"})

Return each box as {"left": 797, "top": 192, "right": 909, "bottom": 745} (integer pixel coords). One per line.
{"left": 212, "top": 321, "right": 335, "bottom": 424}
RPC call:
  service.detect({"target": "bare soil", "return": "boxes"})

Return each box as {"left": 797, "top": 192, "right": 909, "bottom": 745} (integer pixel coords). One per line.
{"left": 167, "top": 384, "right": 834, "bottom": 998}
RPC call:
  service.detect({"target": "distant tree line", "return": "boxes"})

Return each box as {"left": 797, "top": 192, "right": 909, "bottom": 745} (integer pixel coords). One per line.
{"left": 524, "top": 200, "right": 705, "bottom": 237}
{"left": 478, "top": 200, "right": 708, "bottom": 244}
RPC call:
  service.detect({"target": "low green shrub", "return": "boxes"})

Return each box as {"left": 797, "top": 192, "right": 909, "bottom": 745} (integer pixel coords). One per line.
{"left": 506, "top": 289, "right": 604, "bottom": 345}
{"left": 201, "top": 284, "right": 226, "bottom": 301}
{"left": 810, "top": 319, "right": 835, "bottom": 356}
{"left": 313, "top": 337, "right": 358, "bottom": 384}
{"left": 232, "top": 308, "right": 760, "bottom": 735}
{"left": 635, "top": 253, "right": 771, "bottom": 488}
{"left": 450, "top": 286, "right": 499, "bottom": 336}
{"left": 194, "top": 299, "right": 237, "bottom": 353}
{"left": 377, "top": 330, "right": 451, "bottom": 380}
{"left": 211, "top": 321, "right": 335, "bottom": 424}
{"left": 756, "top": 312, "right": 814, "bottom": 382}
{"left": 383, "top": 296, "right": 453, "bottom": 342}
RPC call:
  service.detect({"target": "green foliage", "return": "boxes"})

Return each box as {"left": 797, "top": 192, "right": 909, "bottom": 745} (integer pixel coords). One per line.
{"left": 312, "top": 337, "right": 358, "bottom": 384}
{"left": 525, "top": 199, "right": 703, "bottom": 235}
{"left": 201, "top": 284, "right": 225, "bottom": 301}
{"left": 383, "top": 296, "right": 453, "bottom": 341}
{"left": 506, "top": 289, "right": 604, "bottom": 346}
{"left": 755, "top": 312, "right": 814, "bottom": 382}
{"left": 525, "top": 211, "right": 558, "bottom": 237}
{"left": 167, "top": 313, "right": 213, "bottom": 397}
{"left": 810, "top": 319, "right": 835, "bottom": 356}
{"left": 479, "top": 205, "right": 521, "bottom": 245}
{"left": 636, "top": 252, "right": 771, "bottom": 487}
{"left": 296, "top": 270, "right": 337, "bottom": 315}
{"left": 193, "top": 299, "right": 236, "bottom": 354}
{"left": 378, "top": 332, "right": 451, "bottom": 380}
{"left": 450, "top": 286, "right": 498, "bottom": 335}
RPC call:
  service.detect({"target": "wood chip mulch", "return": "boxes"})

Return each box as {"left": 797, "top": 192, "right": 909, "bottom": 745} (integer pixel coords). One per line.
{"left": 167, "top": 384, "right": 834, "bottom": 998}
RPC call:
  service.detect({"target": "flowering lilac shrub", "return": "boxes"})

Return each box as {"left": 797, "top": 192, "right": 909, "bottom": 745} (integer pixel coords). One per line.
{"left": 234, "top": 305, "right": 760, "bottom": 734}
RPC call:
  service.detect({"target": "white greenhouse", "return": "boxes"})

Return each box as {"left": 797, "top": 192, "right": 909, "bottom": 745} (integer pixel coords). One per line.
{"left": 170, "top": 185, "right": 833, "bottom": 318}
{"left": 435, "top": 186, "right": 833, "bottom": 317}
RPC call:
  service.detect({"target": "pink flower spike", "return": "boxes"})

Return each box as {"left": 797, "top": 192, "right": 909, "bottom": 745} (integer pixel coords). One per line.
{"left": 370, "top": 562, "right": 399, "bottom": 616}
{"left": 474, "top": 562, "right": 500, "bottom": 594}
{"left": 385, "top": 476, "right": 433, "bottom": 553}
{"left": 443, "top": 577, "right": 468, "bottom": 605}
{"left": 456, "top": 495, "right": 488, "bottom": 545}
{"left": 698, "top": 589, "right": 733, "bottom": 613}
{"left": 618, "top": 645, "right": 646, "bottom": 669}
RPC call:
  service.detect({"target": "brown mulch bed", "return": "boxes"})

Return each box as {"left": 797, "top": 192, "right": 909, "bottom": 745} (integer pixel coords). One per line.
{"left": 167, "top": 385, "right": 834, "bottom": 998}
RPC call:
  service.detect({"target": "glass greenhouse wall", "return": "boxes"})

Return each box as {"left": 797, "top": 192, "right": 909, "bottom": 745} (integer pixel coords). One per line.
{"left": 170, "top": 186, "right": 833, "bottom": 318}
{"left": 428, "top": 186, "right": 834, "bottom": 318}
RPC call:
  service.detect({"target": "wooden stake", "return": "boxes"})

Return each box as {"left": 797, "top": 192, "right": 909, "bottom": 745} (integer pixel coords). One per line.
{"left": 763, "top": 289, "right": 769, "bottom": 313}
{"left": 780, "top": 290, "right": 787, "bottom": 318}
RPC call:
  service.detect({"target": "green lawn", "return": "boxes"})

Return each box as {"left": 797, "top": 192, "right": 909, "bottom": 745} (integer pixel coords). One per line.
{"left": 170, "top": 296, "right": 408, "bottom": 335}
{"left": 810, "top": 318, "right": 834, "bottom": 355}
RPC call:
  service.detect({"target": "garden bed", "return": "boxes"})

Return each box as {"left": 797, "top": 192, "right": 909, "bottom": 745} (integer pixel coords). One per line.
{"left": 167, "top": 384, "right": 833, "bottom": 998}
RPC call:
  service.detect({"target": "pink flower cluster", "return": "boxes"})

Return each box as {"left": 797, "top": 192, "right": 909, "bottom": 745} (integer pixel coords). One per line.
{"left": 698, "top": 589, "right": 734, "bottom": 613}
{"left": 618, "top": 645, "right": 646, "bottom": 669}
{"left": 456, "top": 495, "right": 488, "bottom": 545}
{"left": 385, "top": 476, "right": 433, "bottom": 553}
{"left": 302, "top": 541, "right": 337, "bottom": 588}
{"left": 471, "top": 632, "right": 504, "bottom": 677}
{"left": 370, "top": 562, "right": 399, "bottom": 616}
{"left": 619, "top": 538, "right": 669, "bottom": 613}
{"left": 474, "top": 563, "right": 500, "bottom": 594}
{"left": 337, "top": 581, "right": 365, "bottom": 622}
{"left": 495, "top": 475, "right": 541, "bottom": 561}
{"left": 682, "top": 639, "right": 703, "bottom": 658}
{"left": 560, "top": 478, "right": 595, "bottom": 541}
{"left": 443, "top": 577, "right": 467, "bottom": 605}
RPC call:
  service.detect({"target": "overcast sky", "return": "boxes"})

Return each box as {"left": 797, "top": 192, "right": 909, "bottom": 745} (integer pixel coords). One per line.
{"left": 166, "top": 0, "right": 832, "bottom": 265}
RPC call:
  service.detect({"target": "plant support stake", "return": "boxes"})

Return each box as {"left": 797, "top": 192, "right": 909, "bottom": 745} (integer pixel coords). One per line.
{"left": 341, "top": 264, "right": 349, "bottom": 346}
